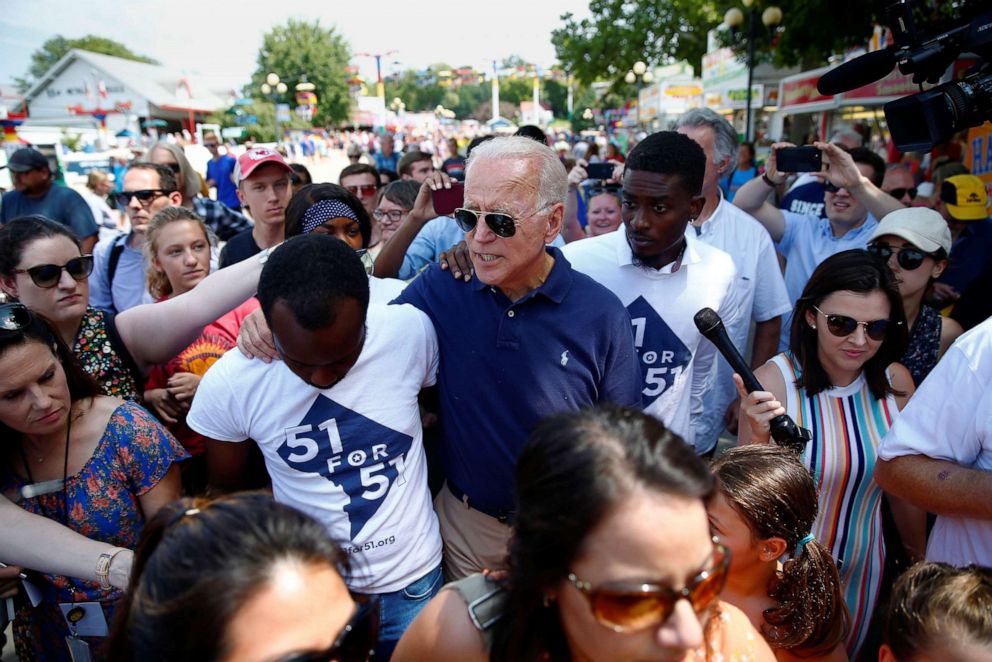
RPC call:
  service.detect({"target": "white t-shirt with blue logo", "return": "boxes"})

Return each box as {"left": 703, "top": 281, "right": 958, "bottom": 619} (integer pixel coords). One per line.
{"left": 187, "top": 303, "right": 441, "bottom": 593}
{"left": 563, "top": 228, "right": 744, "bottom": 451}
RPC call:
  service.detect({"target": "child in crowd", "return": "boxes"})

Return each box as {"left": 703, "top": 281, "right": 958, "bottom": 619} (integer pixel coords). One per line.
{"left": 880, "top": 562, "right": 992, "bottom": 660}
{"left": 709, "top": 445, "right": 849, "bottom": 661}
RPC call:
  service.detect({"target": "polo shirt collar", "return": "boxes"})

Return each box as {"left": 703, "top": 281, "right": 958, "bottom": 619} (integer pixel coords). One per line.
{"left": 470, "top": 246, "right": 573, "bottom": 304}
{"left": 613, "top": 226, "right": 703, "bottom": 273}
{"left": 819, "top": 213, "right": 878, "bottom": 240}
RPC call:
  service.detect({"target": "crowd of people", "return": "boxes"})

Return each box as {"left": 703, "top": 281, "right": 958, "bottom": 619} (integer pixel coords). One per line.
{"left": 0, "top": 106, "right": 989, "bottom": 662}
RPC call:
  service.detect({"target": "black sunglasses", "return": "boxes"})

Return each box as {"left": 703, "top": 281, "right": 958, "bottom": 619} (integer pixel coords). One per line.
{"left": 886, "top": 186, "right": 917, "bottom": 200}
{"left": 13, "top": 255, "right": 94, "bottom": 289}
{"left": 813, "top": 305, "right": 896, "bottom": 341}
{"left": 453, "top": 203, "right": 552, "bottom": 239}
{"left": 867, "top": 243, "right": 930, "bottom": 271}
{"left": 0, "top": 303, "right": 31, "bottom": 331}
{"left": 822, "top": 180, "right": 843, "bottom": 194}
{"left": 274, "top": 596, "right": 380, "bottom": 662}
{"left": 116, "top": 189, "right": 174, "bottom": 207}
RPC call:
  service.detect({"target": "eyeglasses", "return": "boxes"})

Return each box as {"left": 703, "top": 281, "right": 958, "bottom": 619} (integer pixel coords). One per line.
{"left": 812, "top": 305, "right": 897, "bottom": 341}
{"left": 116, "top": 189, "right": 173, "bottom": 207}
{"left": 566, "top": 541, "right": 729, "bottom": 633}
{"left": 822, "top": 180, "right": 843, "bottom": 194}
{"left": 204, "top": 143, "right": 219, "bottom": 149}
{"left": 372, "top": 208, "right": 405, "bottom": 222}
{"left": 867, "top": 243, "right": 930, "bottom": 271}
{"left": 453, "top": 203, "right": 553, "bottom": 239}
{"left": 162, "top": 162, "right": 182, "bottom": 174}
{"left": 886, "top": 186, "right": 917, "bottom": 200}
{"left": 274, "top": 596, "right": 380, "bottom": 662}
{"left": 13, "top": 255, "right": 94, "bottom": 289}
{"left": 0, "top": 303, "right": 31, "bottom": 331}
{"left": 345, "top": 184, "right": 378, "bottom": 197}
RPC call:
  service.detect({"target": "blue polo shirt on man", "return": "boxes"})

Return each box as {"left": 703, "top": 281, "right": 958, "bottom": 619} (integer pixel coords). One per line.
{"left": 776, "top": 210, "right": 878, "bottom": 350}
{"left": 393, "top": 247, "right": 641, "bottom": 513}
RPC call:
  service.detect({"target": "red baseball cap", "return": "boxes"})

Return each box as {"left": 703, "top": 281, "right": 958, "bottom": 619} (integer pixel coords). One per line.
{"left": 235, "top": 147, "right": 292, "bottom": 181}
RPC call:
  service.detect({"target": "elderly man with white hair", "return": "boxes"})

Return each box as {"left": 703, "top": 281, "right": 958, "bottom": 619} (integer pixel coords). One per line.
{"left": 395, "top": 136, "right": 641, "bottom": 577}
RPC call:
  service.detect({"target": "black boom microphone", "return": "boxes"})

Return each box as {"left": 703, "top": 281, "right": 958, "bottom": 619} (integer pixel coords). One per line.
{"left": 693, "top": 307, "right": 811, "bottom": 452}
{"left": 816, "top": 47, "right": 898, "bottom": 96}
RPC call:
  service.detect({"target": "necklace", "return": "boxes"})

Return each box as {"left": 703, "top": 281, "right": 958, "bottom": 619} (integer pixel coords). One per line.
{"left": 17, "top": 409, "right": 73, "bottom": 525}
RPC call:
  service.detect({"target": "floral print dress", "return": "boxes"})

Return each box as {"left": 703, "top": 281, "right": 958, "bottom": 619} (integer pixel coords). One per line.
{"left": 73, "top": 306, "right": 140, "bottom": 400}
{"left": 1, "top": 401, "right": 187, "bottom": 661}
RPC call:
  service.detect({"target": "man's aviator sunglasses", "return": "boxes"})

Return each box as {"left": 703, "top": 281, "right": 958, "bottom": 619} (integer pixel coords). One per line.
{"left": 12, "top": 255, "right": 94, "bottom": 289}
{"left": 567, "top": 540, "right": 729, "bottom": 633}
{"left": 452, "top": 203, "right": 554, "bottom": 238}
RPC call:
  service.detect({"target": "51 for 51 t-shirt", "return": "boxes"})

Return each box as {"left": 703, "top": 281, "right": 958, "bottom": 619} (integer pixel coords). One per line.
{"left": 187, "top": 303, "right": 442, "bottom": 593}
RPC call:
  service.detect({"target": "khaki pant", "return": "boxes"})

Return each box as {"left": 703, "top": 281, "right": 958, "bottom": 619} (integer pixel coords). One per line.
{"left": 434, "top": 483, "right": 512, "bottom": 581}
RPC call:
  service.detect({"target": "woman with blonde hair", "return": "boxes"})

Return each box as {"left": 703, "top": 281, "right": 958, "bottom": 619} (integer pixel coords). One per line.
{"left": 141, "top": 206, "right": 257, "bottom": 492}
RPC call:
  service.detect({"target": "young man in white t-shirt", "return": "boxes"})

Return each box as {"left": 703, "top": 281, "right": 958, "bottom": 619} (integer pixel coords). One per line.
{"left": 562, "top": 131, "right": 745, "bottom": 454}
{"left": 187, "top": 235, "right": 442, "bottom": 659}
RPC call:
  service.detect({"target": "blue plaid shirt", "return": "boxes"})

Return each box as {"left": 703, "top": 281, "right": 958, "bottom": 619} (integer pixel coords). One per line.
{"left": 192, "top": 196, "right": 252, "bottom": 241}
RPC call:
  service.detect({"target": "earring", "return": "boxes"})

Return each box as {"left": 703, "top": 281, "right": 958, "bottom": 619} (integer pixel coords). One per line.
{"left": 811, "top": 324, "right": 817, "bottom": 329}
{"left": 542, "top": 593, "right": 554, "bottom": 608}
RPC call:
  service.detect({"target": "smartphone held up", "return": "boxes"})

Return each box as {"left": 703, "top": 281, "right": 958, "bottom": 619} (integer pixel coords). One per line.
{"left": 776, "top": 146, "right": 822, "bottom": 173}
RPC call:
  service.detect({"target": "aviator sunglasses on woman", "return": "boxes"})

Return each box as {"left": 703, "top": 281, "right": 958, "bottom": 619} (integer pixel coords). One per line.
{"left": 566, "top": 540, "right": 729, "bottom": 633}
{"left": 812, "top": 305, "right": 897, "bottom": 342}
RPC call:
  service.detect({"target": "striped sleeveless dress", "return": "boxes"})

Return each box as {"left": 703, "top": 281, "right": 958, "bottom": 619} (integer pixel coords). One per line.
{"left": 769, "top": 353, "right": 898, "bottom": 655}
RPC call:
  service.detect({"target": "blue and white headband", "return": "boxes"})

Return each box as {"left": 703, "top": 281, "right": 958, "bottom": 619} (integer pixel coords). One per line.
{"left": 301, "top": 199, "right": 361, "bottom": 235}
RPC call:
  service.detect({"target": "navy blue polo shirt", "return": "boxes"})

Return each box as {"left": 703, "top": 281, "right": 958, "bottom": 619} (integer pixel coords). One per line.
{"left": 393, "top": 247, "right": 641, "bottom": 512}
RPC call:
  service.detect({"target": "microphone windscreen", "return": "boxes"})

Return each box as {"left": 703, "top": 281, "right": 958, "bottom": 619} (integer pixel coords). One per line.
{"left": 693, "top": 307, "right": 722, "bottom": 336}
{"left": 817, "top": 48, "right": 896, "bottom": 96}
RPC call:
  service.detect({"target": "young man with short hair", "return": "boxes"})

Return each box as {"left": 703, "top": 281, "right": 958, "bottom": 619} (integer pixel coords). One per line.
{"left": 218, "top": 147, "right": 293, "bottom": 268}
{"left": 189, "top": 234, "right": 442, "bottom": 659}
{"left": 398, "top": 150, "right": 435, "bottom": 183}
{"left": 203, "top": 132, "right": 241, "bottom": 211}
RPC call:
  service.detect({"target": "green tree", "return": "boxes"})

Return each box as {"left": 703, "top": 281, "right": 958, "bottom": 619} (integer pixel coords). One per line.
{"left": 251, "top": 18, "right": 351, "bottom": 126}
{"left": 552, "top": 0, "right": 721, "bottom": 88}
{"left": 554, "top": 0, "right": 910, "bottom": 85}
{"left": 17, "top": 35, "right": 157, "bottom": 91}
{"left": 717, "top": 1, "right": 958, "bottom": 70}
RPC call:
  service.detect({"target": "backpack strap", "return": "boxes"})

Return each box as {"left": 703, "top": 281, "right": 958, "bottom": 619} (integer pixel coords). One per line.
{"left": 445, "top": 573, "right": 506, "bottom": 651}
{"left": 103, "top": 310, "right": 144, "bottom": 391}
{"left": 106, "top": 233, "right": 127, "bottom": 291}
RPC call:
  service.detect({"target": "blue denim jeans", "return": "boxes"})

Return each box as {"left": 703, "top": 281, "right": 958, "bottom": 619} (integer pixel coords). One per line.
{"left": 370, "top": 564, "right": 443, "bottom": 660}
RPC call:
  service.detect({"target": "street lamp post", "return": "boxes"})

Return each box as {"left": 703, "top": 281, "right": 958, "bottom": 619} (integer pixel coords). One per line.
{"left": 725, "top": 1, "right": 783, "bottom": 143}
{"left": 624, "top": 61, "right": 654, "bottom": 128}
{"left": 260, "top": 72, "right": 288, "bottom": 144}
